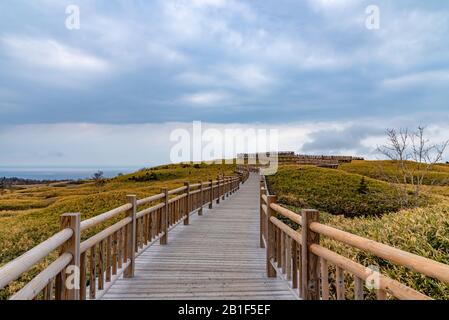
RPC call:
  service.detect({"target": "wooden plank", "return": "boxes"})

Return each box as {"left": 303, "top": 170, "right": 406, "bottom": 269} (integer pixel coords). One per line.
{"left": 106, "top": 236, "right": 112, "bottom": 283}
{"left": 354, "top": 276, "right": 364, "bottom": 300}
{"left": 266, "top": 195, "right": 277, "bottom": 277}
{"left": 54, "top": 271, "right": 64, "bottom": 300}
{"left": 112, "top": 232, "right": 118, "bottom": 275}
{"left": 320, "top": 258, "right": 329, "bottom": 300}
{"left": 160, "top": 189, "right": 168, "bottom": 245}
{"left": 80, "top": 252, "right": 86, "bottom": 300}
{"left": 101, "top": 174, "right": 298, "bottom": 301}
{"left": 117, "top": 229, "right": 123, "bottom": 269}
{"left": 184, "top": 182, "right": 190, "bottom": 225}
{"left": 89, "top": 245, "right": 96, "bottom": 299}
{"left": 376, "top": 288, "right": 387, "bottom": 300}
{"left": 336, "top": 266, "right": 345, "bottom": 300}
{"left": 98, "top": 240, "right": 104, "bottom": 290}
{"left": 59, "top": 213, "right": 80, "bottom": 300}
{"left": 292, "top": 241, "right": 298, "bottom": 289}
{"left": 44, "top": 278, "right": 53, "bottom": 300}
{"left": 280, "top": 232, "right": 285, "bottom": 274}
{"left": 286, "top": 236, "right": 292, "bottom": 280}
{"left": 124, "top": 195, "right": 137, "bottom": 278}
{"left": 301, "top": 209, "right": 320, "bottom": 300}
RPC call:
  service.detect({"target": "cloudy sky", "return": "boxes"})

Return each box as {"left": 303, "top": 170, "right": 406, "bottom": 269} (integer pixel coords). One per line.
{"left": 1, "top": 0, "right": 448, "bottom": 167}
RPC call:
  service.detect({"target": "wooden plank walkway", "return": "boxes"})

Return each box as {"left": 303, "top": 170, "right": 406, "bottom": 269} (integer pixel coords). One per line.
{"left": 102, "top": 174, "right": 298, "bottom": 300}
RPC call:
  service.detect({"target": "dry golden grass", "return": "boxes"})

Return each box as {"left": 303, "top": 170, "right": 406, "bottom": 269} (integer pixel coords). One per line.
{"left": 340, "top": 160, "right": 449, "bottom": 186}
{"left": 321, "top": 202, "right": 449, "bottom": 299}
{"left": 0, "top": 163, "right": 236, "bottom": 299}
{"left": 269, "top": 162, "right": 449, "bottom": 299}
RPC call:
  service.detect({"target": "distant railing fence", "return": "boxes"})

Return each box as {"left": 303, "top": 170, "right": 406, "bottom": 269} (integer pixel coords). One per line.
{"left": 0, "top": 169, "right": 250, "bottom": 300}
{"left": 260, "top": 175, "right": 449, "bottom": 300}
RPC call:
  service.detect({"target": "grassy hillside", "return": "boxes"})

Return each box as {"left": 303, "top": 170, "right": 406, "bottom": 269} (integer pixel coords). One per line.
{"left": 267, "top": 165, "right": 419, "bottom": 217}
{"left": 267, "top": 162, "right": 449, "bottom": 299}
{"left": 0, "top": 163, "right": 235, "bottom": 299}
{"left": 320, "top": 203, "right": 449, "bottom": 300}
{"left": 340, "top": 160, "right": 449, "bottom": 186}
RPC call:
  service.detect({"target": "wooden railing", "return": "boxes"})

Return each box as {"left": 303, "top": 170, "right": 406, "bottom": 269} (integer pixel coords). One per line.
{"left": 260, "top": 175, "right": 449, "bottom": 300}
{"left": 0, "top": 171, "right": 249, "bottom": 300}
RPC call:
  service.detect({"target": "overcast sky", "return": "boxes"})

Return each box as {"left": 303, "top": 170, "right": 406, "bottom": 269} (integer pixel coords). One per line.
{"left": 1, "top": 0, "right": 448, "bottom": 167}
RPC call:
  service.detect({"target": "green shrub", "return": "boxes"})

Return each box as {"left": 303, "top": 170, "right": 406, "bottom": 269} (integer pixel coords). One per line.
{"left": 357, "top": 177, "right": 369, "bottom": 194}
{"left": 340, "top": 160, "right": 449, "bottom": 186}
{"left": 267, "top": 166, "right": 416, "bottom": 217}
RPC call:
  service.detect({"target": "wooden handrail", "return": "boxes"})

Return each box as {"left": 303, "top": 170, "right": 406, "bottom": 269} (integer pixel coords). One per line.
{"left": 0, "top": 169, "right": 248, "bottom": 300}
{"left": 268, "top": 201, "right": 449, "bottom": 285}
{"left": 168, "top": 193, "right": 187, "bottom": 204}
{"left": 136, "top": 202, "right": 165, "bottom": 219}
{"left": 259, "top": 173, "right": 449, "bottom": 300}
{"left": 0, "top": 228, "right": 73, "bottom": 289}
{"left": 270, "top": 217, "right": 301, "bottom": 245}
{"left": 270, "top": 203, "right": 302, "bottom": 225}
{"left": 261, "top": 204, "right": 268, "bottom": 215}
{"left": 309, "top": 222, "right": 449, "bottom": 284}
{"left": 168, "top": 185, "right": 188, "bottom": 195}
{"left": 309, "top": 244, "right": 431, "bottom": 300}
{"left": 189, "top": 183, "right": 201, "bottom": 188}
{"left": 80, "top": 203, "right": 132, "bottom": 232}
{"left": 9, "top": 253, "right": 73, "bottom": 300}
{"left": 136, "top": 193, "right": 164, "bottom": 206}
{"left": 190, "top": 189, "right": 201, "bottom": 195}
{"left": 80, "top": 217, "right": 132, "bottom": 254}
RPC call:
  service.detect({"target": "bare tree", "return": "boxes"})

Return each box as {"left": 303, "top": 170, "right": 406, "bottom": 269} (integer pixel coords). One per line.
{"left": 92, "top": 170, "right": 105, "bottom": 187}
{"left": 377, "top": 126, "right": 449, "bottom": 207}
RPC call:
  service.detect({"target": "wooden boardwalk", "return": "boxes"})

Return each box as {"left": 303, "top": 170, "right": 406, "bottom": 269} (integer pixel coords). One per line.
{"left": 102, "top": 174, "right": 298, "bottom": 300}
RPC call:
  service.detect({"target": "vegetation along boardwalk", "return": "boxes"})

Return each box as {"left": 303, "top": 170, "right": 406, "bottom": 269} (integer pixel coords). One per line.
{"left": 2, "top": 166, "right": 449, "bottom": 300}
{"left": 102, "top": 173, "right": 298, "bottom": 300}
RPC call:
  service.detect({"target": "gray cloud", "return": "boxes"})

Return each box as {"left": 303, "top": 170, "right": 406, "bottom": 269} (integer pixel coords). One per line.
{"left": 301, "top": 125, "right": 383, "bottom": 155}
{"left": 1, "top": 1, "right": 449, "bottom": 166}
{"left": 0, "top": 0, "right": 448, "bottom": 125}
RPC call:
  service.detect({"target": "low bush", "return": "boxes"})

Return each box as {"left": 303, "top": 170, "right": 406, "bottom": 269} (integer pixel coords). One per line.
{"left": 340, "top": 160, "right": 449, "bottom": 186}
{"left": 267, "top": 165, "right": 419, "bottom": 217}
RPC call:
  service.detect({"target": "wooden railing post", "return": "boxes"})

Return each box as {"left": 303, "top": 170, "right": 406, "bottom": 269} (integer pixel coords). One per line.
{"left": 59, "top": 212, "right": 80, "bottom": 300}
{"left": 198, "top": 181, "right": 203, "bottom": 216}
{"left": 222, "top": 177, "right": 226, "bottom": 200}
{"left": 266, "top": 195, "right": 277, "bottom": 278}
{"left": 160, "top": 188, "right": 168, "bottom": 245}
{"left": 216, "top": 177, "right": 220, "bottom": 204}
{"left": 124, "top": 195, "right": 137, "bottom": 278}
{"left": 184, "top": 182, "right": 190, "bottom": 225}
{"left": 301, "top": 209, "right": 320, "bottom": 300}
{"left": 224, "top": 178, "right": 227, "bottom": 197}
{"left": 209, "top": 180, "right": 213, "bottom": 209}
{"left": 260, "top": 183, "right": 266, "bottom": 249}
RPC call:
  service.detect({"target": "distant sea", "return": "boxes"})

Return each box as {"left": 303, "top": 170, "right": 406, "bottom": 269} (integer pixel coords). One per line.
{"left": 0, "top": 167, "right": 139, "bottom": 181}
